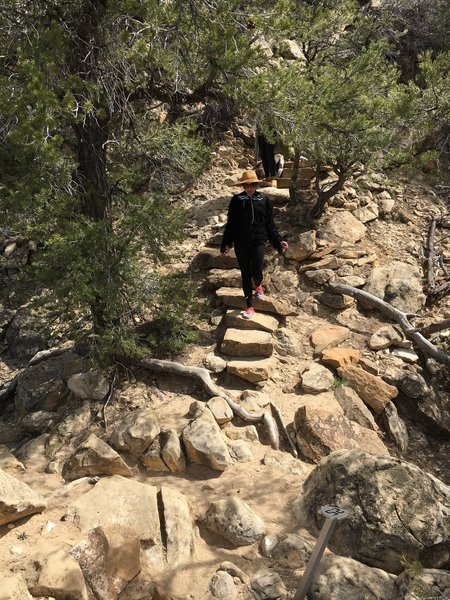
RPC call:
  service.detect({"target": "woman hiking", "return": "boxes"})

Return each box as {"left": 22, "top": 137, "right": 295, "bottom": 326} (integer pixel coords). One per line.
{"left": 220, "top": 170, "right": 288, "bottom": 320}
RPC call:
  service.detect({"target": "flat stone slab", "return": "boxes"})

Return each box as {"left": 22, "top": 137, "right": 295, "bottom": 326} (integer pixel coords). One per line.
{"left": 216, "top": 287, "right": 297, "bottom": 316}
{"left": 227, "top": 358, "right": 275, "bottom": 383}
{"left": 225, "top": 309, "right": 279, "bottom": 333}
{"left": 221, "top": 328, "right": 273, "bottom": 358}
{"left": 207, "top": 269, "right": 242, "bottom": 290}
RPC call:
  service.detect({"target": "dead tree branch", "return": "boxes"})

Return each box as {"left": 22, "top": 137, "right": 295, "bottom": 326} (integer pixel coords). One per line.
{"left": 427, "top": 215, "right": 438, "bottom": 290}
{"left": 124, "top": 357, "right": 281, "bottom": 450}
{"left": 327, "top": 283, "right": 450, "bottom": 368}
{"left": 418, "top": 318, "right": 450, "bottom": 338}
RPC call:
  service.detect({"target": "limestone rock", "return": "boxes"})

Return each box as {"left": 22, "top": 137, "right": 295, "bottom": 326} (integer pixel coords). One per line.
{"left": 364, "top": 261, "right": 426, "bottom": 312}
{"left": 67, "top": 371, "right": 109, "bottom": 401}
{"left": 15, "top": 352, "right": 89, "bottom": 416}
{"left": 369, "top": 325, "right": 403, "bottom": 350}
{"left": 20, "top": 547, "right": 88, "bottom": 600}
{"left": 318, "top": 291, "right": 354, "bottom": 309}
{"left": 210, "top": 570, "right": 236, "bottom": 599}
{"left": 160, "top": 430, "right": 186, "bottom": 473}
{"left": 109, "top": 407, "right": 160, "bottom": 457}
{"left": 310, "top": 325, "right": 351, "bottom": 354}
{"left": 204, "top": 496, "right": 265, "bottom": 546}
{"left": 270, "top": 534, "right": 312, "bottom": 567}
{"left": 294, "top": 404, "right": 389, "bottom": 462}
{"left": 262, "top": 449, "right": 305, "bottom": 475}
{"left": 227, "top": 358, "right": 275, "bottom": 383}
{"left": 381, "top": 401, "right": 409, "bottom": 451}
{"left": 161, "top": 486, "right": 194, "bottom": 568}
{"left": 73, "top": 525, "right": 140, "bottom": 599}
{"left": 0, "top": 469, "right": 46, "bottom": 525}
{"left": 334, "top": 386, "right": 378, "bottom": 430}
{"left": 203, "top": 353, "right": 227, "bottom": 373}
{"left": 338, "top": 364, "right": 398, "bottom": 414}
{"left": 321, "top": 347, "right": 361, "bottom": 369}
{"left": 0, "top": 445, "right": 25, "bottom": 474}
{"left": 207, "top": 397, "right": 234, "bottom": 424}
{"left": 0, "top": 574, "right": 34, "bottom": 599}
{"left": 301, "top": 363, "right": 335, "bottom": 394}
{"left": 221, "top": 328, "right": 273, "bottom": 358}
{"left": 311, "top": 555, "right": 396, "bottom": 600}
{"left": 141, "top": 437, "right": 169, "bottom": 472}
{"left": 216, "top": 287, "right": 297, "bottom": 316}
{"left": 182, "top": 412, "right": 232, "bottom": 471}
{"left": 295, "top": 449, "right": 450, "bottom": 573}
{"left": 284, "top": 230, "right": 316, "bottom": 262}
{"left": 250, "top": 570, "right": 286, "bottom": 600}
{"left": 395, "top": 568, "right": 450, "bottom": 600}
{"left": 62, "top": 433, "right": 132, "bottom": 481}
{"left": 317, "top": 211, "right": 367, "bottom": 244}
{"left": 225, "top": 309, "right": 279, "bottom": 334}
{"left": 65, "top": 476, "right": 161, "bottom": 546}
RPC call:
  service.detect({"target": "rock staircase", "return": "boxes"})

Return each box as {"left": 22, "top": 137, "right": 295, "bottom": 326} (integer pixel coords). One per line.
{"left": 203, "top": 198, "right": 298, "bottom": 384}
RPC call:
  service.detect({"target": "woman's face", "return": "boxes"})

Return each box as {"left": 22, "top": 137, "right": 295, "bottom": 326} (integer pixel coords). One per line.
{"left": 242, "top": 183, "right": 257, "bottom": 196}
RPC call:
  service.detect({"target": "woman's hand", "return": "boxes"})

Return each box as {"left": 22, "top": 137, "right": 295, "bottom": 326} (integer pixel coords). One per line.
{"left": 280, "top": 241, "right": 289, "bottom": 250}
{"left": 221, "top": 245, "right": 230, "bottom": 255}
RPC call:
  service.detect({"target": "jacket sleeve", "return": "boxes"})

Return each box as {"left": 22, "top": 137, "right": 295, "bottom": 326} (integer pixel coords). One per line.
{"left": 220, "top": 197, "right": 236, "bottom": 252}
{"left": 265, "top": 196, "right": 283, "bottom": 252}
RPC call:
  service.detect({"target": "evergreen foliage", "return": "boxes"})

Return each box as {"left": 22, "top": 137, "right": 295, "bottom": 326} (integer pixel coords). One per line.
{"left": 0, "top": 0, "right": 264, "bottom": 359}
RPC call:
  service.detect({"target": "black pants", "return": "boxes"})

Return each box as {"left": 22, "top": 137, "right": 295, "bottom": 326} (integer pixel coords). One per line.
{"left": 257, "top": 134, "right": 276, "bottom": 177}
{"left": 234, "top": 242, "right": 265, "bottom": 307}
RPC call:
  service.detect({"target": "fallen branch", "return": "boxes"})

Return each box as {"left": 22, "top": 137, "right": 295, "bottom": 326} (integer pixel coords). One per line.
{"left": 270, "top": 402, "right": 298, "bottom": 458}
{"left": 327, "top": 283, "right": 450, "bottom": 368}
{"left": 418, "top": 318, "right": 450, "bottom": 338}
{"left": 426, "top": 215, "right": 438, "bottom": 290}
{"left": 427, "top": 280, "right": 450, "bottom": 305}
{"left": 125, "top": 357, "right": 280, "bottom": 450}
{"left": 102, "top": 370, "right": 117, "bottom": 430}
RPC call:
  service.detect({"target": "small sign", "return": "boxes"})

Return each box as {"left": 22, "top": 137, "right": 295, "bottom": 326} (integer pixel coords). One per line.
{"left": 320, "top": 505, "right": 349, "bottom": 521}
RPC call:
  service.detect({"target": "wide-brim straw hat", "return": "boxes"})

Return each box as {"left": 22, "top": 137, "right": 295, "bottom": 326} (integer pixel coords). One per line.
{"left": 230, "top": 170, "right": 264, "bottom": 186}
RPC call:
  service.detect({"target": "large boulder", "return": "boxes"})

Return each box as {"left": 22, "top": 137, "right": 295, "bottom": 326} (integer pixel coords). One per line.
{"left": 364, "top": 261, "right": 426, "bottom": 312}
{"left": 309, "top": 555, "right": 396, "bottom": 600}
{"left": 294, "top": 449, "right": 450, "bottom": 573}
{"left": 204, "top": 496, "right": 265, "bottom": 547}
{"left": 15, "top": 352, "right": 90, "bottom": 416}
{"left": 109, "top": 407, "right": 160, "bottom": 457}
{"left": 0, "top": 469, "right": 46, "bottom": 525}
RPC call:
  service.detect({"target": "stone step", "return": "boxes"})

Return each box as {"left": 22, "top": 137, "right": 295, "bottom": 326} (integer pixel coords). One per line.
{"left": 198, "top": 247, "right": 239, "bottom": 269}
{"left": 225, "top": 309, "right": 279, "bottom": 334}
{"left": 221, "top": 328, "right": 273, "bottom": 358}
{"left": 216, "top": 287, "right": 298, "bottom": 316}
{"left": 227, "top": 358, "right": 276, "bottom": 383}
{"left": 207, "top": 269, "right": 242, "bottom": 290}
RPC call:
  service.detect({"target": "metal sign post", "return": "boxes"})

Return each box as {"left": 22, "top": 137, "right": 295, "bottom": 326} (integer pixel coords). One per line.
{"left": 294, "top": 505, "right": 349, "bottom": 600}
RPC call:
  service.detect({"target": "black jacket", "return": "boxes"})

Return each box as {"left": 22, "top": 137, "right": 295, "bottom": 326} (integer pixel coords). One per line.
{"left": 220, "top": 191, "right": 283, "bottom": 252}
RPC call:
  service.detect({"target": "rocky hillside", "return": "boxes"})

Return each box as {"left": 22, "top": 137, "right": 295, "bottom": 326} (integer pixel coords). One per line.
{"left": 0, "top": 133, "right": 449, "bottom": 600}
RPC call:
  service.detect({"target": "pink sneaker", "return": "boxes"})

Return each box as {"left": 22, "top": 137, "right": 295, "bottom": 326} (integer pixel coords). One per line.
{"left": 254, "top": 285, "right": 264, "bottom": 300}
{"left": 242, "top": 307, "right": 255, "bottom": 319}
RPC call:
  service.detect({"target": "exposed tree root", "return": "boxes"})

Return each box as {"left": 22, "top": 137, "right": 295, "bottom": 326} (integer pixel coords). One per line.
{"left": 327, "top": 283, "right": 450, "bottom": 368}
{"left": 128, "top": 357, "right": 281, "bottom": 450}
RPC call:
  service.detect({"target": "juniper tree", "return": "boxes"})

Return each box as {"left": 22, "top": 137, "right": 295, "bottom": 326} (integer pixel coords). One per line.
{"left": 0, "top": 0, "right": 265, "bottom": 358}
{"left": 231, "top": 0, "right": 411, "bottom": 216}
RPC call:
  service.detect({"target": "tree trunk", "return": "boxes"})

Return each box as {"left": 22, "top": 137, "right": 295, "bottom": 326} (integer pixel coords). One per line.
{"left": 73, "top": 116, "right": 110, "bottom": 221}
{"left": 311, "top": 167, "right": 347, "bottom": 218}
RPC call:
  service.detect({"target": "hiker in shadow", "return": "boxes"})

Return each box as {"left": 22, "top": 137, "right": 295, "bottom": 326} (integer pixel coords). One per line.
{"left": 220, "top": 170, "right": 288, "bottom": 320}
{"left": 256, "top": 128, "right": 285, "bottom": 179}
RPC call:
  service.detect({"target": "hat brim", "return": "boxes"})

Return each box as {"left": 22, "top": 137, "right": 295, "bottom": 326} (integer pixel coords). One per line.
{"left": 230, "top": 179, "right": 263, "bottom": 186}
